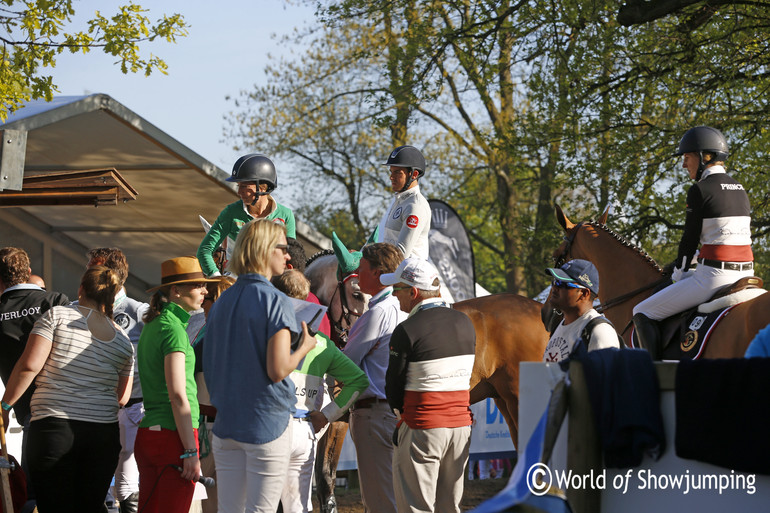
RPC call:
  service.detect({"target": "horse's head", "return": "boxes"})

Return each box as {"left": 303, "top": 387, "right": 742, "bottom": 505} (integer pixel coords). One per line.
{"left": 305, "top": 251, "right": 370, "bottom": 346}
{"left": 552, "top": 204, "right": 609, "bottom": 266}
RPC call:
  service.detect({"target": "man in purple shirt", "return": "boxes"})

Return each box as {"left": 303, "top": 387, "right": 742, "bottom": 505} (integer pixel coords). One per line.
{"left": 343, "top": 242, "right": 405, "bottom": 513}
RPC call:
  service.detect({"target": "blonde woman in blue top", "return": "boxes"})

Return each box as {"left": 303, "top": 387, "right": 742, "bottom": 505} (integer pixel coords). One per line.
{"left": 203, "top": 218, "right": 317, "bottom": 513}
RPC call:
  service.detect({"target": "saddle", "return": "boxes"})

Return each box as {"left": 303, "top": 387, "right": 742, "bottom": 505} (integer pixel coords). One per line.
{"left": 633, "top": 276, "right": 766, "bottom": 360}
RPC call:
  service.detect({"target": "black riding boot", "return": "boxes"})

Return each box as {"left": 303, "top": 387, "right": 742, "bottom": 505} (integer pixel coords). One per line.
{"left": 633, "top": 313, "right": 661, "bottom": 360}
{"left": 118, "top": 492, "right": 139, "bottom": 513}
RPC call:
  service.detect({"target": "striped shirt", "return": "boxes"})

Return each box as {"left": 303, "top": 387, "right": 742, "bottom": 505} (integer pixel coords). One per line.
{"left": 29, "top": 305, "right": 134, "bottom": 423}
{"left": 386, "top": 299, "right": 476, "bottom": 429}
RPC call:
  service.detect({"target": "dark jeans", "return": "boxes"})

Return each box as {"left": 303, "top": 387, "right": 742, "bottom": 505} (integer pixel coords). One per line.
{"left": 27, "top": 417, "right": 120, "bottom": 513}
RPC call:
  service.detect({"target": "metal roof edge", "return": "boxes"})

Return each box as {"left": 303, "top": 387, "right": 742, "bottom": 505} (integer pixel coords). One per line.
{"left": 2, "top": 94, "right": 233, "bottom": 186}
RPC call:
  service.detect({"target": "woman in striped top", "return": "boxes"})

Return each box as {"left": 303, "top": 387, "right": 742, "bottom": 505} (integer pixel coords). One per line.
{"left": 1, "top": 266, "right": 134, "bottom": 513}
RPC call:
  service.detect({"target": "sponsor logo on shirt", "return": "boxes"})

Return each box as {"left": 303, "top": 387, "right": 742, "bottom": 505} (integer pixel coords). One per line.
{"left": 275, "top": 218, "right": 286, "bottom": 225}
{"left": 393, "top": 207, "right": 402, "bottom": 220}
{"left": 406, "top": 215, "right": 419, "bottom": 228}
{"left": 114, "top": 313, "right": 131, "bottom": 330}
{"left": 720, "top": 183, "right": 744, "bottom": 190}
{"left": 0, "top": 306, "right": 41, "bottom": 321}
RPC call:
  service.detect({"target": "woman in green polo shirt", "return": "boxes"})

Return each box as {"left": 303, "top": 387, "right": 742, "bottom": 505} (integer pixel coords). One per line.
{"left": 197, "top": 154, "right": 296, "bottom": 277}
{"left": 134, "top": 256, "right": 218, "bottom": 513}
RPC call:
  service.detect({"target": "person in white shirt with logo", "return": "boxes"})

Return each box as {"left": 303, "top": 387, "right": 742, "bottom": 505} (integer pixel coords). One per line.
{"left": 542, "top": 259, "right": 619, "bottom": 362}
{"left": 376, "top": 146, "right": 431, "bottom": 260}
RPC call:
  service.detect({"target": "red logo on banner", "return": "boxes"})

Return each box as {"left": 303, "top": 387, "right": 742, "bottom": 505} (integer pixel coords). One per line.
{"left": 406, "top": 215, "right": 419, "bottom": 228}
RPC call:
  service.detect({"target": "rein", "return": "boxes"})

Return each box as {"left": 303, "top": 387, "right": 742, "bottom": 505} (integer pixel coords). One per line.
{"left": 557, "top": 221, "right": 668, "bottom": 314}
{"left": 595, "top": 277, "right": 669, "bottom": 313}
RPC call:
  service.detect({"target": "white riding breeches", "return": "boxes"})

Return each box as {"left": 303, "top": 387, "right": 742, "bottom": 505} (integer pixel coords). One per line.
{"left": 633, "top": 264, "right": 753, "bottom": 321}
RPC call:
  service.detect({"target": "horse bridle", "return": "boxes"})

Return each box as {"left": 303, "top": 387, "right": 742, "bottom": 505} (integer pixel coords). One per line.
{"left": 328, "top": 272, "right": 362, "bottom": 347}
{"left": 554, "top": 221, "right": 668, "bottom": 314}
{"left": 553, "top": 222, "right": 583, "bottom": 268}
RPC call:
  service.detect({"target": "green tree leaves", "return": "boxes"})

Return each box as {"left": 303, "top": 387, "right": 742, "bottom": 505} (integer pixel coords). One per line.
{"left": 0, "top": 1, "right": 187, "bottom": 120}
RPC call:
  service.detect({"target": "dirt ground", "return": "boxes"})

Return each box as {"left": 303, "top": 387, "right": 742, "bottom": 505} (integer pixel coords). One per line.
{"left": 311, "top": 473, "right": 509, "bottom": 512}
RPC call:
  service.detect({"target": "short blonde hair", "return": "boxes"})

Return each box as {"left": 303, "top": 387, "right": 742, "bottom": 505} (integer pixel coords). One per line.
{"left": 229, "top": 219, "right": 286, "bottom": 276}
{"left": 272, "top": 269, "right": 310, "bottom": 300}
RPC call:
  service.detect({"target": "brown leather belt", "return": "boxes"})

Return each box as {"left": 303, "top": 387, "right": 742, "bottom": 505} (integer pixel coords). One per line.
{"left": 354, "top": 397, "right": 386, "bottom": 409}
{"left": 199, "top": 404, "right": 217, "bottom": 420}
{"left": 698, "top": 258, "right": 753, "bottom": 272}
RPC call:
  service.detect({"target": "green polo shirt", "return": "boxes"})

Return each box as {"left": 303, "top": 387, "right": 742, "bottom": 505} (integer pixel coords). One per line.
{"left": 138, "top": 301, "right": 199, "bottom": 430}
{"left": 197, "top": 197, "right": 296, "bottom": 276}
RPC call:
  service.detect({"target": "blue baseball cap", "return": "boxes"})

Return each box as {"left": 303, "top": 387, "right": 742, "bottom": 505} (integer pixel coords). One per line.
{"left": 544, "top": 259, "right": 599, "bottom": 295}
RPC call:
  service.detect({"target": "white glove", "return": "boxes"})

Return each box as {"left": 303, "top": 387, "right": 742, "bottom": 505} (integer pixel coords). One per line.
{"left": 671, "top": 256, "right": 694, "bottom": 283}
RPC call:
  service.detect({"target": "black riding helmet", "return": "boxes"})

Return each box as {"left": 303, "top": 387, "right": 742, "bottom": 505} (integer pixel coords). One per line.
{"left": 674, "top": 126, "right": 729, "bottom": 180}
{"left": 383, "top": 145, "right": 426, "bottom": 192}
{"left": 227, "top": 154, "right": 278, "bottom": 191}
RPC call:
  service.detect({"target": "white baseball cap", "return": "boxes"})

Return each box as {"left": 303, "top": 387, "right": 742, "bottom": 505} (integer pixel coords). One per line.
{"left": 380, "top": 258, "right": 440, "bottom": 291}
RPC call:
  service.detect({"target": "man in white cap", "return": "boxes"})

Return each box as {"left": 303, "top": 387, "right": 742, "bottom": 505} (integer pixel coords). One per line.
{"left": 381, "top": 258, "right": 476, "bottom": 513}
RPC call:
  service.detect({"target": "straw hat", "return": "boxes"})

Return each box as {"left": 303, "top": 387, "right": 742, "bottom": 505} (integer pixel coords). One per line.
{"left": 146, "top": 256, "right": 220, "bottom": 293}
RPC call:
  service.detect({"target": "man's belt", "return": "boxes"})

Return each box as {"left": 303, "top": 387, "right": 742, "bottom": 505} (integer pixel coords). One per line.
{"left": 354, "top": 397, "right": 386, "bottom": 409}
{"left": 125, "top": 397, "right": 143, "bottom": 408}
{"left": 698, "top": 258, "right": 753, "bottom": 272}
{"left": 199, "top": 404, "right": 217, "bottom": 421}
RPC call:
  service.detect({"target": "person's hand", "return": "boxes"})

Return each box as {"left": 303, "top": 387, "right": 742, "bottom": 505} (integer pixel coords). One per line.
{"left": 308, "top": 410, "right": 329, "bottom": 433}
{"left": 672, "top": 256, "right": 694, "bottom": 282}
{"left": 1, "top": 409, "right": 9, "bottom": 434}
{"left": 181, "top": 453, "right": 201, "bottom": 482}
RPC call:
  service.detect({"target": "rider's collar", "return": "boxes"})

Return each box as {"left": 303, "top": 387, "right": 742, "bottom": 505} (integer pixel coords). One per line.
{"left": 699, "top": 165, "right": 725, "bottom": 181}
{"left": 394, "top": 184, "right": 420, "bottom": 199}
{"left": 408, "top": 297, "right": 449, "bottom": 318}
{"left": 114, "top": 287, "right": 127, "bottom": 308}
{"left": 368, "top": 287, "right": 392, "bottom": 307}
{"left": 241, "top": 194, "right": 276, "bottom": 217}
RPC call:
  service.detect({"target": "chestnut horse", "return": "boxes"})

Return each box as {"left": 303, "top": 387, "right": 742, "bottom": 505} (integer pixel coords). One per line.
{"left": 553, "top": 205, "right": 770, "bottom": 357}
{"left": 305, "top": 250, "right": 549, "bottom": 512}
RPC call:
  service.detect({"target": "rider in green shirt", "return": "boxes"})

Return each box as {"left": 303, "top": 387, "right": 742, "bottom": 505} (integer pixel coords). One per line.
{"left": 197, "top": 154, "right": 296, "bottom": 277}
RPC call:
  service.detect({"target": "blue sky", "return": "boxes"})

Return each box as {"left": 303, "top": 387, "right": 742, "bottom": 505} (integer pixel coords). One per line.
{"left": 49, "top": 1, "right": 315, "bottom": 173}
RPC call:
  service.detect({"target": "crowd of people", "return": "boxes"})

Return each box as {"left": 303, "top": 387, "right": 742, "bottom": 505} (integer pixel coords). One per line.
{"left": 0, "top": 144, "right": 478, "bottom": 513}
{"left": 0, "top": 126, "right": 766, "bottom": 513}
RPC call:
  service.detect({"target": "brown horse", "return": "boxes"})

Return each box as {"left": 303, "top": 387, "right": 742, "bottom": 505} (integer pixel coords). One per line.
{"left": 454, "top": 293, "right": 549, "bottom": 438}
{"left": 553, "top": 205, "right": 770, "bottom": 357}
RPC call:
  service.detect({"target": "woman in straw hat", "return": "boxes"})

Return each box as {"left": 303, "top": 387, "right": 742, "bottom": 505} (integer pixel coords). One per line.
{"left": 1, "top": 266, "right": 134, "bottom": 513}
{"left": 203, "top": 218, "right": 317, "bottom": 513}
{"left": 134, "top": 256, "right": 218, "bottom": 513}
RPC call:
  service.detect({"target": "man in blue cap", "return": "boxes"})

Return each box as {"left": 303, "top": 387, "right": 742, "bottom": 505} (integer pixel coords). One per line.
{"left": 542, "top": 259, "right": 619, "bottom": 362}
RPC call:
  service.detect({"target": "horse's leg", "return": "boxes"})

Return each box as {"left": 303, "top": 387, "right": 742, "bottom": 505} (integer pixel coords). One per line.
{"left": 485, "top": 365, "right": 521, "bottom": 445}
{"left": 314, "top": 418, "right": 349, "bottom": 513}
{"left": 469, "top": 379, "right": 497, "bottom": 405}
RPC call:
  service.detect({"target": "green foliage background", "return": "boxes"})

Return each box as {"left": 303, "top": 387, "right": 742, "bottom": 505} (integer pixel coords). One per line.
{"left": 227, "top": 0, "right": 770, "bottom": 296}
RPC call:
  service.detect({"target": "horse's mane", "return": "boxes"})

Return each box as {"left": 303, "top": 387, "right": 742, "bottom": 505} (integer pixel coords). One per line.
{"left": 586, "top": 221, "right": 663, "bottom": 273}
{"left": 306, "top": 249, "right": 334, "bottom": 267}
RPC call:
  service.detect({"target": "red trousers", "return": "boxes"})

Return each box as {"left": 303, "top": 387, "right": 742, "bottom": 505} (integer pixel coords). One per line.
{"left": 135, "top": 427, "right": 199, "bottom": 513}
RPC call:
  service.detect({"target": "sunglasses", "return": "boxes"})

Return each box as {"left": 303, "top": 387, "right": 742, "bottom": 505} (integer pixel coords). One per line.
{"left": 392, "top": 285, "right": 412, "bottom": 292}
{"left": 552, "top": 279, "right": 585, "bottom": 290}
{"left": 275, "top": 244, "right": 289, "bottom": 255}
